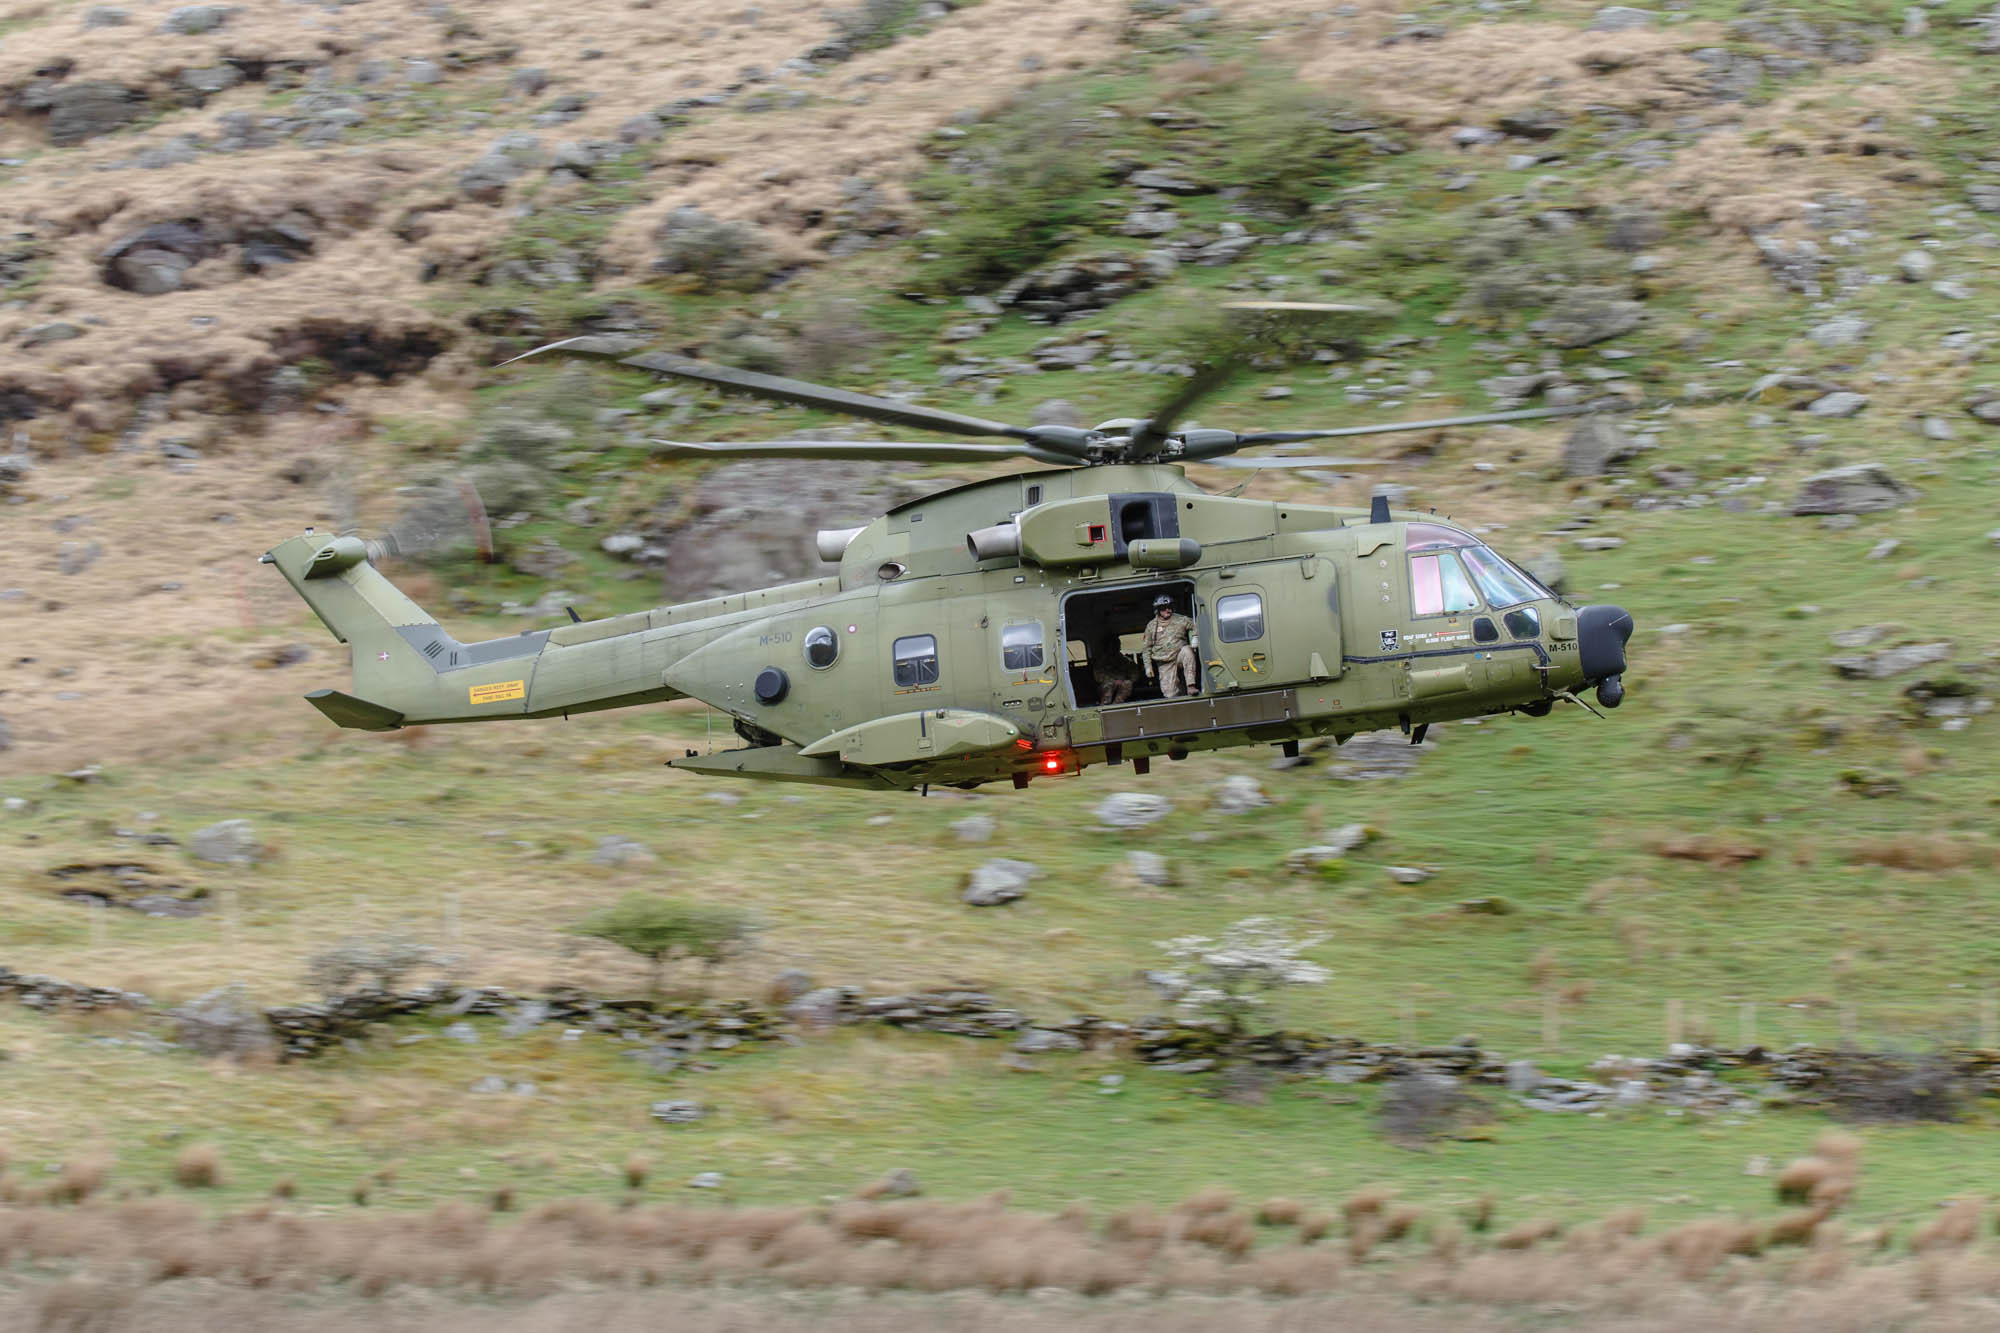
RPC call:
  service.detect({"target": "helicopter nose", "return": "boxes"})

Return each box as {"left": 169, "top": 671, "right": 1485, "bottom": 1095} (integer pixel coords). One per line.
{"left": 1577, "top": 604, "right": 1635, "bottom": 684}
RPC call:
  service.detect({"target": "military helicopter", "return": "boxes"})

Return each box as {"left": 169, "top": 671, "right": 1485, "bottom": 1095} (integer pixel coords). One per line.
{"left": 263, "top": 320, "right": 1635, "bottom": 791}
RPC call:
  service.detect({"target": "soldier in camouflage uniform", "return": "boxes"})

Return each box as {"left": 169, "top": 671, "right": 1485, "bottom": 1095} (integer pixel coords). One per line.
{"left": 1092, "top": 633, "right": 1138, "bottom": 706}
{"left": 1142, "top": 594, "right": 1200, "bottom": 699}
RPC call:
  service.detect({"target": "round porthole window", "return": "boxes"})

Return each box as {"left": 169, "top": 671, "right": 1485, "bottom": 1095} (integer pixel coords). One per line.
{"left": 804, "top": 625, "right": 839, "bottom": 669}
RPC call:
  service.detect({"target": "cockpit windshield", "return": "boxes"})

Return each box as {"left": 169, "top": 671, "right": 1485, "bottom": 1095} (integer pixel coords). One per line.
{"left": 1460, "top": 546, "right": 1544, "bottom": 609}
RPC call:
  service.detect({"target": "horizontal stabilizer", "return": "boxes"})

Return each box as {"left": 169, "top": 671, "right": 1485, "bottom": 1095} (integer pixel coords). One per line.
{"left": 305, "top": 689, "right": 405, "bottom": 731}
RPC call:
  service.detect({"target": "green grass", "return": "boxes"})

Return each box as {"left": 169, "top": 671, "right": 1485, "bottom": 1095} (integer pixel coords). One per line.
{"left": 9, "top": 0, "right": 2000, "bottom": 1239}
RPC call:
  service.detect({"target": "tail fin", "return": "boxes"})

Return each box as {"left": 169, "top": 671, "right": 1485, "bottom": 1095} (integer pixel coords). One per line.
{"left": 264, "top": 532, "right": 437, "bottom": 727}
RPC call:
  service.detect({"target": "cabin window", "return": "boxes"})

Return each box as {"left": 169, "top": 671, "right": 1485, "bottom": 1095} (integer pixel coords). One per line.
{"left": 804, "top": 626, "right": 839, "bottom": 669}
{"left": 1461, "top": 546, "right": 1541, "bottom": 609}
{"left": 1216, "top": 592, "right": 1265, "bottom": 643}
{"left": 1411, "top": 552, "right": 1480, "bottom": 617}
{"left": 1000, "top": 622, "right": 1044, "bottom": 671}
{"left": 891, "top": 634, "right": 939, "bottom": 687}
{"left": 1504, "top": 607, "right": 1542, "bottom": 640}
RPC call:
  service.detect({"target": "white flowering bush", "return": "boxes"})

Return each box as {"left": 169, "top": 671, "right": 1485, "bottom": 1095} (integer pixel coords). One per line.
{"left": 1155, "top": 917, "right": 1331, "bottom": 1037}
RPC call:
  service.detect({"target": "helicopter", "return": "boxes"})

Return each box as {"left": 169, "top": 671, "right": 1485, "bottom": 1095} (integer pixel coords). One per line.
{"left": 263, "top": 319, "right": 1636, "bottom": 791}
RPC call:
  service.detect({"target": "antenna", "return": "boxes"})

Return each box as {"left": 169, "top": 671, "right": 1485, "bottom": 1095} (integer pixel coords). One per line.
{"left": 1369, "top": 493, "right": 1391, "bottom": 524}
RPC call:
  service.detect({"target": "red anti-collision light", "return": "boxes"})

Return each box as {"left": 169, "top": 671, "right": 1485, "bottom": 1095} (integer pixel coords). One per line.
{"left": 1043, "top": 755, "right": 1062, "bottom": 772}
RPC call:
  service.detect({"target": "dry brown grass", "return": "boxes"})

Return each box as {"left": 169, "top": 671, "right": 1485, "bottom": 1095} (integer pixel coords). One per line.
{"left": 1912, "top": 1199, "right": 1985, "bottom": 1255}
{"left": 1846, "top": 837, "right": 1993, "bottom": 873}
{"left": 1255, "top": 1197, "right": 1303, "bottom": 1227}
{"left": 169, "top": 1144, "right": 224, "bottom": 1190}
{"left": 3, "top": 1173, "right": 2000, "bottom": 1326}
{"left": 1636, "top": 49, "right": 1962, "bottom": 235}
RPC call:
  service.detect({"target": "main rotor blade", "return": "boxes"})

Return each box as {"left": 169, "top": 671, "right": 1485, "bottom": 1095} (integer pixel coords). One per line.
{"left": 1132, "top": 361, "right": 1236, "bottom": 453}
{"left": 1201, "top": 456, "right": 1383, "bottom": 469}
{"left": 1235, "top": 403, "right": 1615, "bottom": 445}
{"left": 647, "top": 439, "right": 1056, "bottom": 464}
{"left": 509, "top": 336, "right": 1038, "bottom": 442}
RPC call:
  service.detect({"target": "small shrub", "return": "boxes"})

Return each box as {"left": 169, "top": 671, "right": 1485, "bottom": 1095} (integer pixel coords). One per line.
{"left": 831, "top": 0, "right": 917, "bottom": 49}
{"left": 490, "top": 1184, "right": 516, "bottom": 1213}
{"left": 788, "top": 297, "right": 880, "bottom": 378}
{"left": 1154, "top": 917, "right": 1330, "bottom": 1040}
{"left": 1296, "top": 1209, "right": 1334, "bottom": 1244}
{"left": 305, "top": 932, "right": 445, "bottom": 997}
{"left": 653, "top": 207, "right": 781, "bottom": 293}
{"left": 569, "top": 894, "right": 760, "bottom": 992}
{"left": 171, "top": 1143, "right": 225, "bottom": 1190}
{"left": 271, "top": 1175, "right": 296, "bottom": 1200}
{"left": 622, "top": 1156, "right": 650, "bottom": 1191}
{"left": 1218, "top": 76, "right": 1369, "bottom": 215}
{"left": 915, "top": 85, "right": 1101, "bottom": 290}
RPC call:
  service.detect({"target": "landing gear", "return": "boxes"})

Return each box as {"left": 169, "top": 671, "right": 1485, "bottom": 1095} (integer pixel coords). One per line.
{"left": 1517, "top": 699, "right": 1554, "bottom": 718}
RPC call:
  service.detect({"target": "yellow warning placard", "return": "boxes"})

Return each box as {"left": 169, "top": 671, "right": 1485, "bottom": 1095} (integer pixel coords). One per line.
{"left": 469, "top": 679, "right": 526, "bottom": 706}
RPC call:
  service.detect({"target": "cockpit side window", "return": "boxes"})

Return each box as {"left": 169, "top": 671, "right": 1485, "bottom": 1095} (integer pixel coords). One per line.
{"left": 1411, "top": 552, "right": 1480, "bottom": 616}
{"left": 1461, "top": 547, "right": 1542, "bottom": 609}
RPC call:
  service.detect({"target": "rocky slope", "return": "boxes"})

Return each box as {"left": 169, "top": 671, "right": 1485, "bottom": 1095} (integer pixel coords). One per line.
{"left": 4, "top": 0, "right": 1999, "bottom": 770}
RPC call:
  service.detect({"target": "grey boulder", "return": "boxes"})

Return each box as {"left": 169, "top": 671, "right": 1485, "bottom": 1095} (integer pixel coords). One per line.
{"left": 1788, "top": 464, "right": 1916, "bottom": 515}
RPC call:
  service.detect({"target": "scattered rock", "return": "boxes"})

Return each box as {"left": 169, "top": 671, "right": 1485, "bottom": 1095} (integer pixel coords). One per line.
{"left": 1808, "top": 315, "right": 1870, "bottom": 348}
{"left": 784, "top": 987, "right": 845, "bottom": 1029}
{"left": 1210, "top": 774, "right": 1271, "bottom": 814}
{"left": 1805, "top": 391, "right": 1869, "bottom": 418}
{"left": 1532, "top": 290, "right": 1642, "bottom": 348}
{"left": 591, "top": 835, "right": 654, "bottom": 867}
{"left": 21, "top": 323, "right": 83, "bottom": 349}
{"left": 996, "top": 252, "right": 1161, "bottom": 320}
{"left": 1387, "top": 866, "right": 1434, "bottom": 885}
{"left": 162, "top": 4, "right": 232, "bottom": 34}
{"left": 444, "top": 1021, "right": 480, "bottom": 1044}
{"left": 45, "top": 81, "right": 143, "bottom": 146}
{"left": 1457, "top": 896, "right": 1515, "bottom": 915}
{"left": 1012, "top": 1028, "right": 1084, "bottom": 1054}
{"left": 168, "top": 984, "right": 274, "bottom": 1060}
{"left": 458, "top": 133, "right": 546, "bottom": 202}
{"left": 188, "top": 819, "right": 260, "bottom": 865}
{"left": 1506, "top": 1060, "right": 1542, "bottom": 1093}
{"left": 688, "top": 1172, "right": 725, "bottom": 1189}
{"left": 1562, "top": 417, "right": 1642, "bottom": 477}
{"left": 1285, "top": 825, "right": 1374, "bottom": 872}
{"left": 1590, "top": 6, "right": 1654, "bottom": 30}
{"left": 1866, "top": 538, "right": 1900, "bottom": 561}
{"left": 650, "top": 1100, "right": 706, "bottom": 1124}
{"left": 961, "top": 858, "right": 1038, "bottom": 907}
{"left": 871, "top": 1167, "right": 922, "bottom": 1197}
{"left": 950, "top": 814, "right": 996, "bottom": 844}
{"left": 1898, "top": 250, "right": 1937, "bottom": 283}
{"left": 1788, "top": 464, "right": 1916, "bottom": 515}
{"left": 1125, "top": 850, "right": 1173, "bottom": 887}
{"left": 1094, "top": 792, "right": 1173, "bottom": 830}
{"left": 1828, "top": 642, "right": 1954, "bottom": 680}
